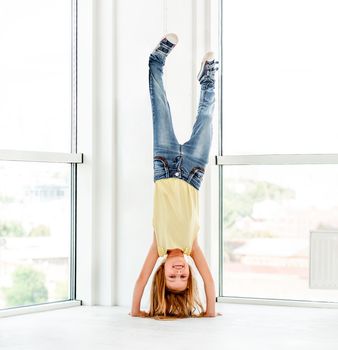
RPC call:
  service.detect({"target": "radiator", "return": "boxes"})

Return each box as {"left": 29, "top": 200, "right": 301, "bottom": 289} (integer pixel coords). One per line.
{"left": 309, "top": 230, "right": 338, "bottom": 289}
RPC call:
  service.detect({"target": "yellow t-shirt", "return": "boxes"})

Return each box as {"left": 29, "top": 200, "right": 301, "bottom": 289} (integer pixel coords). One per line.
{"left": 152, "top": 178, "right": 200, "bottom": 257}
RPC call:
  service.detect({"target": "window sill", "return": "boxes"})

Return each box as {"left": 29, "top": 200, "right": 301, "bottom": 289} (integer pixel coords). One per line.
{"left": 0, "top": 300, "right": 82, "bottom": 318}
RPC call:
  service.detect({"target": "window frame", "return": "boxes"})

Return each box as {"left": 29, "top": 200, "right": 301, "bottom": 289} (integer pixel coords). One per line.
{"left": 0, "top": 0, "right": 82, "bottom": 317}
{"left": 216, "top": 0, "right": 338, "bottom": 308}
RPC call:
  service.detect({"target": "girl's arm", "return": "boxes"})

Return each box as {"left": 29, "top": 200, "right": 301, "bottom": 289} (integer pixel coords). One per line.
{"left": 190, "top": 239, "right": 216, "bottom": 317}
{"left": 130, "top": 232, "right": 159, "bottom": 316}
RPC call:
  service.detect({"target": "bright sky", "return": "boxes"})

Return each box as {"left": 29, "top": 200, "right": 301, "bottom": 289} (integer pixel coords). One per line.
{"left": 0, "top": 0, "right": 71, "bottom": 152}
{"left": 222, "top": 0, "right": 338, "bottom": 155}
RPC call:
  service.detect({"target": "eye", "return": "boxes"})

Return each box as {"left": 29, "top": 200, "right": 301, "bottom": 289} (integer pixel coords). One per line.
{"left": 181, "top": 275, "right": 187, "bottom": 279}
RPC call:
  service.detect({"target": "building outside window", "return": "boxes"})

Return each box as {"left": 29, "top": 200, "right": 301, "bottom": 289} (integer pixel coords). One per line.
{"left": 219, "top": 0, "right": 338, "bottom": 303}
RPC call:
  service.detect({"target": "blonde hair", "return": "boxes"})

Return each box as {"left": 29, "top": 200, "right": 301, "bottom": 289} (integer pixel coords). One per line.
{"left": 146, "top": 261, "right": 205, "bottom": 319}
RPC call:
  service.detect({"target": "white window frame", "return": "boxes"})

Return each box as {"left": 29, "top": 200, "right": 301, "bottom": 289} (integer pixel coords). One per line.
{"left": 0, "top": 0, "right": 83, "bottom": 317}
{"left": 216, "top": 0, "right": 338, "bottom": 309}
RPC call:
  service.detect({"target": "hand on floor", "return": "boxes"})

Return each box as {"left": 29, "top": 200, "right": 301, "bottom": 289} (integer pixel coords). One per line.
{"left": 129, "top": 310, "right": 149, "bottom": 318}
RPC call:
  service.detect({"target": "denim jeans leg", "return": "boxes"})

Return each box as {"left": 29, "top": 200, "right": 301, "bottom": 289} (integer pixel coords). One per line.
{"left": 148, "top": 52, "right": 179, "bottom": 154}
{"left": 183, "top": 83, "right": 215, "bottom": 165}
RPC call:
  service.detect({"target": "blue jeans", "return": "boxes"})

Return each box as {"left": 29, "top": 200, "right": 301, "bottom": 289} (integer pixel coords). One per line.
{"left": 149, "top": 51, "right": 215, "bottom": 191}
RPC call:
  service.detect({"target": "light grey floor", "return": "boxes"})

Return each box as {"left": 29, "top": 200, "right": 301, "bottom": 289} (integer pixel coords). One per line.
{"left": 0, "top": 303, "right": 338, "bottom": 350}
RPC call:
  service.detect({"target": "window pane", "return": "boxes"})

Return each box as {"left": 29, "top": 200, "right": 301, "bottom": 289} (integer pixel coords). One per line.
{"left": 222, "top": 164, "right": 338, "bottom": 302}
{"left": 0, "top": 0, "right": 71, "bottom": 152}
{"left": 0, "top": 161, "right": 71, "bottom": 309}
{"left": 222, "top": 0, "right": 338, "bottom": 154}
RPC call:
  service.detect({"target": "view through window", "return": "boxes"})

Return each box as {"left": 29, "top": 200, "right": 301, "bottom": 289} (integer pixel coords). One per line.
{"left": 221, "top": 0, "right": 338, "bottom": 302}
{"left": 0, "top": 0, "right": 75, "bottom": 309}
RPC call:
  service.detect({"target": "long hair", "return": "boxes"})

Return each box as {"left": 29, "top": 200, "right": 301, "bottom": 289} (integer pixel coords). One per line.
{"left": 146, "top": 261, "right": 205, "bottom": 319}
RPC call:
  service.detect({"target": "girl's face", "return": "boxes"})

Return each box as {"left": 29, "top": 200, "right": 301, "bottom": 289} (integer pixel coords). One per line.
{"left": 164, "top": 252, "right": 190, "bottom": 292}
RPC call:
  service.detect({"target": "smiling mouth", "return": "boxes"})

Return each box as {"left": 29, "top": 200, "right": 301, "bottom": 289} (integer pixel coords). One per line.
{"left": 173, "top": 264, "right": 185, "bottom": 268}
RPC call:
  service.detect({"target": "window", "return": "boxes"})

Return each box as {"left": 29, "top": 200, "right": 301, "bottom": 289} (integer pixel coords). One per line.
{"left": 218, "top": 0, "right": 338, "bottom": 304}
{"left": 0, "top": 0, "right": 82, "bottom": 310}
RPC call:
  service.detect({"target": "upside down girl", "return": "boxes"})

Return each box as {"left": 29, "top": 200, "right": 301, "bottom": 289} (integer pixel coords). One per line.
{"left": 130, "top": 33, "right": 219, "bottom": 319}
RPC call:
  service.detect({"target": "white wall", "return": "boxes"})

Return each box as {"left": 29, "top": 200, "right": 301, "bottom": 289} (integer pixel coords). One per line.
{"left": 77, "top": 0, "right": 220, "bottom": 308}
